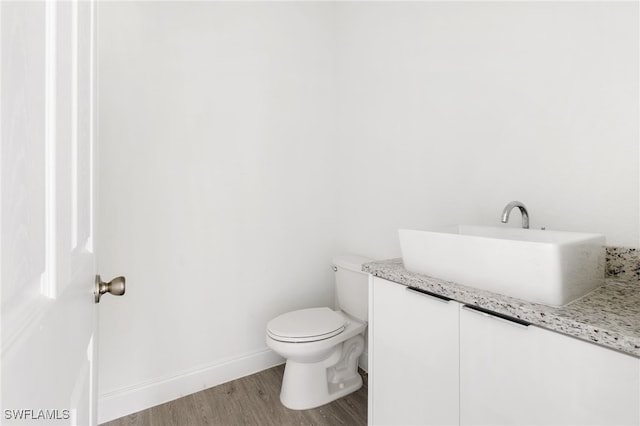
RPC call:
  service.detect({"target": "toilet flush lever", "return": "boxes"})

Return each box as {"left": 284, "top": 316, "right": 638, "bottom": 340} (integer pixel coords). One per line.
{"left": 95, "top": 275, "right": 126, "bottom": 303}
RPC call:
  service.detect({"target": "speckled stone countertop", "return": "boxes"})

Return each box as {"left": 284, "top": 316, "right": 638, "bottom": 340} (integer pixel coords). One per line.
{"left": 363, "top": 258, "right": 640, "bottom": 358}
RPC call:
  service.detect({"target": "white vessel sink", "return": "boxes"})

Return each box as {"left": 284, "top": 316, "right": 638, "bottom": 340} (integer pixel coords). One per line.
{"left": 399, "top": 226, "right": 606, "bottom": 306}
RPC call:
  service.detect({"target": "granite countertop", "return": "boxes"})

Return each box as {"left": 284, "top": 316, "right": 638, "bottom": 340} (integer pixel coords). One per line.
{"left": 363, "top": 258, "right": 640, "bottom": 358}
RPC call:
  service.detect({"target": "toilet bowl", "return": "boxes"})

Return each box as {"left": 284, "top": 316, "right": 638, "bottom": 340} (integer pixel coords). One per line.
{"left": 265, "top": 255, "right": 372, "bottom": 410}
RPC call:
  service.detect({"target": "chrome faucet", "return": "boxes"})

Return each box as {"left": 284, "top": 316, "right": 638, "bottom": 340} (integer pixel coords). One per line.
{"left": 501, "top": 201, "right": 529, "bottom": 229}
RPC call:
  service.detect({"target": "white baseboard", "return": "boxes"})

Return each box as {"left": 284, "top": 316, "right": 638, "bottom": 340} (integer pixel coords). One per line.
{"left": 98, "top": 348, "right": 284, "bottom": 424}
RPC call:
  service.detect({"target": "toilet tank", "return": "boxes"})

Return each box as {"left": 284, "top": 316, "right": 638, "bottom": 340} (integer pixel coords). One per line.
{"left": 333, "top": 255, "right": 373, "bottom": 322}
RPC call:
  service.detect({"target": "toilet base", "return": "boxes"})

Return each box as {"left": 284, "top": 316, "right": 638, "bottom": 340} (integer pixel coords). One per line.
{"left": 279, "top": 334, "right": 365, "bottom": 410}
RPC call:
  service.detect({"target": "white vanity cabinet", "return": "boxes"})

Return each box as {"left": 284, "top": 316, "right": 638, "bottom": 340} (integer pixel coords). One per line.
{"left": 369, "top": 277, "right": 460, "bottom": 425}
{"left": 459, "top": 305, "right": 640, "bottom": 425}
{"left": 370, "top": 277, "right": 640, "bottom": 426}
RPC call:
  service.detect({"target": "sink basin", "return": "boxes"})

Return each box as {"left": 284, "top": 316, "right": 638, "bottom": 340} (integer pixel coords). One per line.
{"left": 399, "top": 226, "right": 605, "bottom": 306}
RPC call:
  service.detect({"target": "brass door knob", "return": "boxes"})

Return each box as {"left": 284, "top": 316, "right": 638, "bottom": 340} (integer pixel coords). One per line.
{"left": 95, "top": 275, "right": 126, "bottom": 303}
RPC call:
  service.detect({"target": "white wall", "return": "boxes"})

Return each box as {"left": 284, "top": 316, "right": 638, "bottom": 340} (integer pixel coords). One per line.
{"left": 97, "top": 3, "right": 337, "bottom": 422}
{"left": 97, "top": 1, "right": 639, "bottom": 422}
{"left": 334, "top": 1, "right": 639, "bottom": 259}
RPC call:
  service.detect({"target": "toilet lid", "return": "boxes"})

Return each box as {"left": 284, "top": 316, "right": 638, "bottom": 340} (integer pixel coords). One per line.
{"left": 267, "top": 307, "right": 345, "bottom": 343}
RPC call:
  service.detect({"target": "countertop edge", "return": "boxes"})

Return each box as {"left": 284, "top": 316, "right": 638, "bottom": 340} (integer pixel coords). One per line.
{"left": 363, "top": 259, "right": 640, "bottom": 358}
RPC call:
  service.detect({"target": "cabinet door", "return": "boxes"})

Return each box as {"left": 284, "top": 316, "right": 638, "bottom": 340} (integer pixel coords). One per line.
{"left": 460, "top": 305, "right": 640, "bottom": 425}
{"left": 370, "top": 278, "right": 459, "bottom": 425}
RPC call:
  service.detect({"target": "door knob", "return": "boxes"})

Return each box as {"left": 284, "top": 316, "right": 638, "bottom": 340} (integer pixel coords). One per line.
{"left": 95, "top": 275, "right": 126, "bottom": 303}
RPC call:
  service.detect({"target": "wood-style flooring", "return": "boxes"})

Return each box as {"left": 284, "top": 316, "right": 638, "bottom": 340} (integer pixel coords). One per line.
{"left": 101, "top": 364, "right": 368, "bottom": 426}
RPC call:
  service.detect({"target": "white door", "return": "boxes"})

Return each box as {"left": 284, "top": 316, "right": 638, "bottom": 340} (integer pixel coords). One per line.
{"left": 1, "top": 1, "right": 101, "bottom": 425}
{"left": 369, "top": 278, "right": 460, "bottom": 426}
{"left": 459, "top": 305, "right": 640, "bottom": 425}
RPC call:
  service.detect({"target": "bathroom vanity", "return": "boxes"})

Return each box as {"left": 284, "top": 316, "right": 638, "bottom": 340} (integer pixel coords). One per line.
{"left": 365, "top": 259, "right": 640, "bottom": 426}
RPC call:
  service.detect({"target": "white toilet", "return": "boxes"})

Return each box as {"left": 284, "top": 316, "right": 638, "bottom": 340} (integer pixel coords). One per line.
{"left": 265, "top": 254, "right": 372, "bottom": 410}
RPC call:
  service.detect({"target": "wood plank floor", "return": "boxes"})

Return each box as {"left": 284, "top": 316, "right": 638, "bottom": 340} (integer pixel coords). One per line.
{"left": 101, "top": 365, "right": 368, "bottom": 426}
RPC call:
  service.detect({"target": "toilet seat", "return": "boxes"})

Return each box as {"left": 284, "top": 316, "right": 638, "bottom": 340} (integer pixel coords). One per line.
{"left": 267, "top": 307, "right": 346, "bottom": 343}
